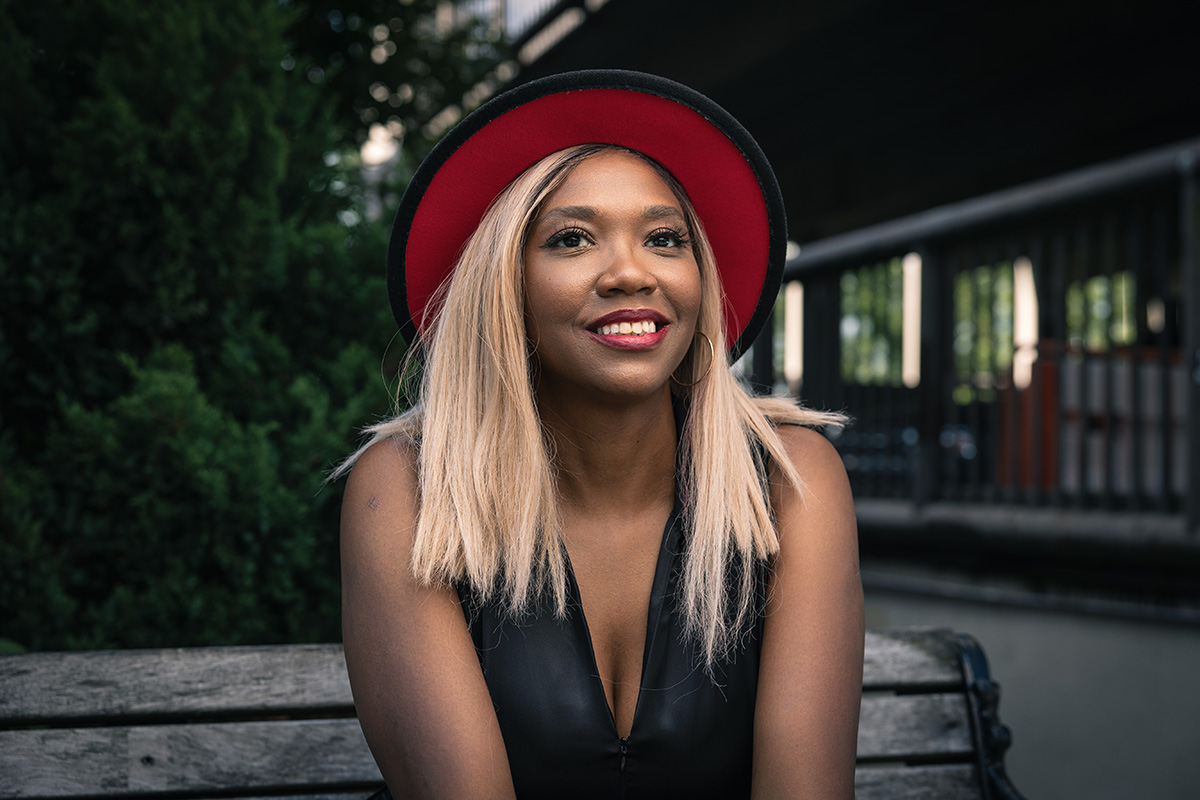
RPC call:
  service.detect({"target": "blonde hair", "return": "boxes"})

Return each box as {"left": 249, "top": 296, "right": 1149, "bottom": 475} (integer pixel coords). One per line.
{"left": 337, "top": 144, "right": 844, "bottom": 665}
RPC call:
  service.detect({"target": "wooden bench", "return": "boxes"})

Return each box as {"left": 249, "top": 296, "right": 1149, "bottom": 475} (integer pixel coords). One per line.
{"left": 0, "top": 628, "right": 1026, "bottom": 799}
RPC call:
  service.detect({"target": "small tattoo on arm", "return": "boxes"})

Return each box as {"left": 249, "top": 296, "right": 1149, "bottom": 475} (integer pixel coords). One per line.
{"left": 366, "top": 495, "right": 380, "bottom": 511}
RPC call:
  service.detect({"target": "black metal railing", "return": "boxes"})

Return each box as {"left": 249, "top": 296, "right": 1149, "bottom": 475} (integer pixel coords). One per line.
{"left": 750, "top": 139, "right": 1200, "bottom": 536}
{"left": 454, "top": 0, "right": 595, "bottom": 62}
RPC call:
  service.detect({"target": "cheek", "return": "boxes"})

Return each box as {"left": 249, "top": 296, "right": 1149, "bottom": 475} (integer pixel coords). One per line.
{"left": 522, "top": 258, "right": 576, "bottom": 350}
{"left": 677, "top": 263, "right": 704, "bottom": 325}
{"left": 525, "top": 256, "right": 593, "bottom": 322}
{"left": 522, "top": 283, "right": 543, "bottom": 347}
{"left": 524, "top": 267, "right": 563, "bottom": 326}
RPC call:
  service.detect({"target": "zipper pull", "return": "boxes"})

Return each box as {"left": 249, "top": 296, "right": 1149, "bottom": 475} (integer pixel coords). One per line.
{"left": 619, "top": 736, "right": 629, "bottom": 771}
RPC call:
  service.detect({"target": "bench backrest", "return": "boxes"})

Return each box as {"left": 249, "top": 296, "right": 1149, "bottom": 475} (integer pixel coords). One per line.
{"left": 0, "top": 628, "right": 1023, "bottom": 799}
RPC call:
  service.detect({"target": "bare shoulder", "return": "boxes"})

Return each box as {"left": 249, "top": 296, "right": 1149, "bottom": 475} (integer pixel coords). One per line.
{"left": 774, "top": 424, "right": 844, "bottom": 469}
{"left": 343, "top": 437, "right": 418, "bottom": 514}
{"left": 339, "top": 436, "right": 425, "bottom": 645}
{"left": 768, "top": 425, "right": 854, "bottom": 518}
{"left": 340, "top": 437, "right": 421, "bottom": 552}
{"left": 339, "top": 436, "right": 424, "bottom": 622}
{"left": 765, "top": 423, "right": 858, "bottom": 583}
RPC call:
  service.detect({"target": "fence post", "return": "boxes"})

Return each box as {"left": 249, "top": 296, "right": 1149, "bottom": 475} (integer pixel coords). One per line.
{"left": 914, "top": 246, "right": 944, "bottom": 507}
{"left": 1180, "top": 152, "right": 1200, "bottom": 535}
{"left": 800, "top": 273, "right": 843, "bottom": 414}
{"left": 748, "top": 307, "right": 776, "bottom": 395}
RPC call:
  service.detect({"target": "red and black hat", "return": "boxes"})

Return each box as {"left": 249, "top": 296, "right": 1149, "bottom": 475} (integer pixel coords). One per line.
{"left": 388, "top": 69, "right": 786, "bottom": 360}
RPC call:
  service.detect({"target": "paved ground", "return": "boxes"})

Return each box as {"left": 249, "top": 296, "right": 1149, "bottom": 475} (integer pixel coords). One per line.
{"left": 864, "top": 575, "right": 1200, "bottom": 800}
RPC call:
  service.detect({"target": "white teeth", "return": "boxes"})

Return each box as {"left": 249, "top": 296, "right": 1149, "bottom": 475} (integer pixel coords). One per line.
{"left": 597, "top": 321, "right": 658, "bottom": 336}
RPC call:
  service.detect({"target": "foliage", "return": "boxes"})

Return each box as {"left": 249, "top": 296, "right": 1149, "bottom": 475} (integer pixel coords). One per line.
{"left": 285, "top": 0, "right": 507, "bottom": 152}
{"left": 840, "top": 259, "right": 906, "bottom": 387}
{"left": 0, "top": 0, "right": 498, "bottom": 650}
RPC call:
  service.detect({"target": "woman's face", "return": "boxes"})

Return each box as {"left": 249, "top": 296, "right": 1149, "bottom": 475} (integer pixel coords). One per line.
{"left": 523, "top": 150, "right": 702, "bottom": 404}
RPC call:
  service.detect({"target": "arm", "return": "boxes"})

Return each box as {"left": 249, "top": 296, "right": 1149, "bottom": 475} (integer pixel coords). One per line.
{"left": 340, "top": 439, "right": 517, "bottom": 800}
{"left": 752, "top": 426, "right": 864, "bottom": 799}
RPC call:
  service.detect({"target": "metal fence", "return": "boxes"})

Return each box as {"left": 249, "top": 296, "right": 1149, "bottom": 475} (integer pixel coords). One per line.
{"left": 453, "top": 0, "right": 584, "bottom": 41}
{"left": 453, "top": 0, "right": 604, "bottom": 64}
{"left": 750, "top": 139, "right": 1200, "bottom": 536}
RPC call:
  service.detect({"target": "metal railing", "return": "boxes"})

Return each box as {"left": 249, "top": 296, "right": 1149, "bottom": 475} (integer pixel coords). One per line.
{"left": 453, "top": 0, "right": 603, "bottom": 64}
{"left": 453, "top": 0, "right": 554, "bottom": 38}
{"left": 751, "top": 139, "right": 1200, "bottom": 536}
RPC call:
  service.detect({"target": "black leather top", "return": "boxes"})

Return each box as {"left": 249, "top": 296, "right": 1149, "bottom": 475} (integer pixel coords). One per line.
{"left": 456, "top": 498, "right": 765, "bottom": 799}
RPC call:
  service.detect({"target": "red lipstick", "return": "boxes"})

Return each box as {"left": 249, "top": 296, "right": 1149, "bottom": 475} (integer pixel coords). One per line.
{"left": 585, "top": 308, "right": 670, "bottom": 350}
{"left": 586, "top": 308, "right": 669, "bottom": 329}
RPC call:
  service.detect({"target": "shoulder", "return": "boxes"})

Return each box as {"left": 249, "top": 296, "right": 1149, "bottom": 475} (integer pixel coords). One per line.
{"left": 343, "top": 437, "right": 419, "bottom": 512}
{"left": 767, "top": 425, "right": 853, "bottom": 518}
{"left": 746, "top": 395, "right": 850, "bottom": 501}
{"left": 347, "top": 434, "right": 419, "bottom": 482}
{"left": 772, "top": 424, "right": 844, "bottom": 473}
{"left": 340, "top": 436, "right": 421, "bottom": 558}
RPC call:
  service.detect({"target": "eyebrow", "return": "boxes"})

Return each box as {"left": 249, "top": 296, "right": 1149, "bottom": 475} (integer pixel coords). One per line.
{"left": 536, "top": 204, "right": 686, "bottom": 225}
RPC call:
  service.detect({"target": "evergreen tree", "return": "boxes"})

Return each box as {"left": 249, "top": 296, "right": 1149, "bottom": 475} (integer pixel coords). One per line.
{"left": 0, "top": 0, "right": 501, "bottom": 651}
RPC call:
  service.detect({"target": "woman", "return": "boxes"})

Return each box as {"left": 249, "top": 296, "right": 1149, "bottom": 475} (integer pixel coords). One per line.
{"left": 338, "top": 71, "right": 863, "bottom": 799}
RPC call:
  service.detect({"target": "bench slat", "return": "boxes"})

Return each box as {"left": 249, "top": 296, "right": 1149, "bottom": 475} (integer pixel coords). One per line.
{"left": 123, "top": 767, "right": 984, "bottom": 800}
{"left": 1, "top": 693, "right": 972, "bottom": 799}
{"left": 208, "top": 796, "right": 374, "bottom": 800}
{"left": 855, "top": 764, "right": 980, "bottom": 800}
{"left": 0, "top": 645, "right": 353, "bottom": 724}
{"left": 202, "top": 796, "right": 374, "bottom": 800}
{"left": 1, "top": 632, "right": 964, "bottom": 726}
{"left": 0, "top": 719, "right": 382, "bottom": 799}
{"left": 857, "top": 693, "right": 973, "bottom": 761}
{"left": 862, "top": 628, "right": 963, "bottom": 690}
{"left": 112, "top": 767, "right": 984, "bottom": 800}
{"left": 171, "top": 767, "right": 983, "bottom": 800}
{"left": 2, "top": 630, "right": 965, "bottom": 725}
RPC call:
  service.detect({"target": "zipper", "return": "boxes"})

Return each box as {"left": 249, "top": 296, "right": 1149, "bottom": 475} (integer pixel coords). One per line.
{"left": 619, "top": 736, "right": 630, "bottom": 798}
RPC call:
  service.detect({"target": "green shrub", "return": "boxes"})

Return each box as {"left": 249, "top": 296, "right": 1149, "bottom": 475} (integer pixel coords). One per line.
{"left": 0, "top": 0, "right": 495, "bottom": 650}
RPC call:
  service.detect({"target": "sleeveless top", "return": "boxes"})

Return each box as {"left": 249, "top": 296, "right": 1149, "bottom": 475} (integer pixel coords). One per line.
{"left": 455, "top": 496, "right": 766, "bottom": 799}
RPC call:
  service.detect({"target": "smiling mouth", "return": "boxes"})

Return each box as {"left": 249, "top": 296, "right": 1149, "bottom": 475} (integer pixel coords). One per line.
{"left": 593, "top": 321, "right": 660, "bottom": 336}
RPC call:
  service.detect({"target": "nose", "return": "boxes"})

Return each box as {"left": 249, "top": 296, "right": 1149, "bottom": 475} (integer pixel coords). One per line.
{"left": 596, "top": 242, "right": 658, "bottom": 296}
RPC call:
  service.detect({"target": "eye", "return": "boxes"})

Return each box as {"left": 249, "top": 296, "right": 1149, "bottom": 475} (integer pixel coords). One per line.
{"left": 542, "top": 227, "right": 592, "bottom": 249}
{"left": 646, "top": 227, "right": 692, "bottom": 249}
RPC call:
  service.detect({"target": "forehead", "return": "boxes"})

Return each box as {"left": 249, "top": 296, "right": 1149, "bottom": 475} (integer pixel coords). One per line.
{"left": 542, "top": 150, "right": 683, "bottom": 210}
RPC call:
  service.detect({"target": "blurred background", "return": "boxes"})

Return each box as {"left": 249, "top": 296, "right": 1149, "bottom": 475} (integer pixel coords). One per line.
{"left": 3, "top": 1, "right": 1198, "bottom": 797}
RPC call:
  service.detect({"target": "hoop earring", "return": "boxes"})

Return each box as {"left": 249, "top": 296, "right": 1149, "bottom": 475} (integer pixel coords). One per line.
{"left": 671, "top": 331, "right": 715, "bottom": 388}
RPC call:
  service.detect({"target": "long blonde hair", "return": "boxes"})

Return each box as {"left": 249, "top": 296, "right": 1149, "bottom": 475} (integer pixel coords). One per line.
{"left": 337, "top": 144, "right": 843, "bottom": 665}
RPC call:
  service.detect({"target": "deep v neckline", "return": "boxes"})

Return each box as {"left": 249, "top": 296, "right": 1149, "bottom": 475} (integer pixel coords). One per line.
{"left": 560, "top": 495, "right": 682, "bottom": 739}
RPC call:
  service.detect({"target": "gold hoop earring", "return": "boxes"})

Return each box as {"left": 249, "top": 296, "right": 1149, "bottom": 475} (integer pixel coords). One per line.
{"left": 671, "top": 331, "right": 715, "bottom": 388}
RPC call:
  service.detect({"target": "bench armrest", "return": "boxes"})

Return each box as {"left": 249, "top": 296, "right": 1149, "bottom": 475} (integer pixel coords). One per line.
{"left": 956, "top": 633, "right": 1028, "bottom": 800}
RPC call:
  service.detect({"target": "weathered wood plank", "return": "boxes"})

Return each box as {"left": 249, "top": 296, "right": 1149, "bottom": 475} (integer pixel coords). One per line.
{"left": 0, "top": 645, "right": 353, "bottom": 724}
{"left": 0, "top": 705, "right": 974, "bottom": 800}
{"left": 212, "top": 770, "right": 982, "bottom": 800}
{"left": 1, "top": 696, "right": 971, "bottom": 797}
{"left": 855, "top": 764, "right": 980, "bottom": 800}
{"left": 1, "top": 629, "right": 965, "bottom": 724}
{"left": 0, "top": 718, "right": 382, "bottom": 799}
{"left": 183, "top": 795, "right": 377, "bottom": 800}
{"left": 857, "top": 694, "right": 973, "bottom": 761}
{"left": 862, "top": 628, "right": 963, "bottom": 690}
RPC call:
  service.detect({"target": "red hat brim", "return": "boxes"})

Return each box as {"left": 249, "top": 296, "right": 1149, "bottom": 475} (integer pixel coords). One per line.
{"left": 388, "top": 70, "right": 786, "bottom": 360}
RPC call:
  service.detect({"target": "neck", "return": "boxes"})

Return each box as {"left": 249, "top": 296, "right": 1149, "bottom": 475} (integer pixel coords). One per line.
{"left": 536, "top": 386, "right": 679, "bottom": 514}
